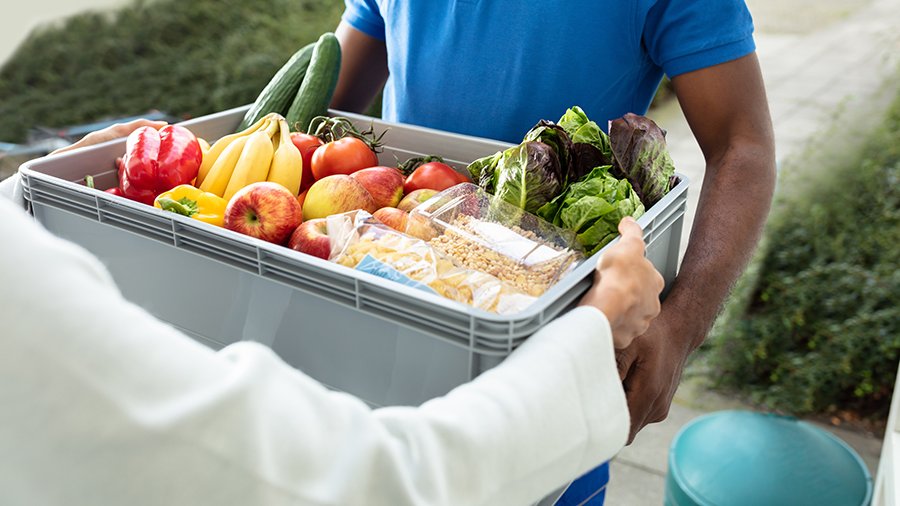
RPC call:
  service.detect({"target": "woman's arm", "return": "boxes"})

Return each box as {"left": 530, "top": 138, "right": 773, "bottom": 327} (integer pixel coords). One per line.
{"left": 51, "top": 119, "right": 167, "bottom": 155}
{"left": 0, "top": 119, "right": 167, "bottom": 206}
{"left": 0, "top": 198, "right": 654, "bottom": 505}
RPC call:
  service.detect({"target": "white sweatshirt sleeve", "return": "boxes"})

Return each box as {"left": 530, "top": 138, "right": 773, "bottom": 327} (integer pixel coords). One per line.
{"left": 0, "top": 172, "right": 24, "bottom": 207}
{"left": 0, "top": 197, "right": 628, "bottom": 506}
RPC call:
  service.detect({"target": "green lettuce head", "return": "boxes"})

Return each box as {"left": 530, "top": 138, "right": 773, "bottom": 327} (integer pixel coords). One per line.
{"left": 467, "top": 151, "right": 503, "bottom": 193}
{"left": 557, "top": 106, "right": 615, "bottom": 182}
{"left": 490, "top": 141, "right": 564, "bottom": 214}
{"left": 609, "top": 113, "right": 676, "bottom": 208}
{"left": 524, "top": 120, "right": 573, "bottom": 180}
{"left": 538, "top": 165, "right": 644, "bottom": 255}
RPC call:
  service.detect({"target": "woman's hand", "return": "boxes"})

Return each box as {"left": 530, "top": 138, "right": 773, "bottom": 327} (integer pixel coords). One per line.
{"left": 579, "top": 217, "right": 664, "bottom": 349}
{"left": 51, "top": 119, "right": 168, "bottom": 155}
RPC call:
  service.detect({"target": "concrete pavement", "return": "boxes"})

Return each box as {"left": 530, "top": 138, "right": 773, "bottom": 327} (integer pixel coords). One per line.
{"left": 606, "top": 0, "right": 900, "bottom": 502}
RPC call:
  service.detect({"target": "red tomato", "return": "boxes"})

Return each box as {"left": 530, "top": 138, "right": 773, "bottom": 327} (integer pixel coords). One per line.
{"left": 290, "top": 132, "right": 324, "bottom": 192}
{"left": 310, "top": 137, "right": 378, "bottom": 180}
{"left": 403, "top": 162, "right": 470, "bottom": 193}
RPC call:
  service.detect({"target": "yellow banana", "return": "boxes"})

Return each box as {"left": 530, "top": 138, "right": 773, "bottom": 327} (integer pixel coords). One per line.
{"left": 265, "top": 118, "right": 304, "bottom": 195}
{"left": 264, "top": 116, "right": 281, "bottom": 138}
{"left": 199, "top": 136, "right": 249, "bottom": 197}
{"left": 197, "top": 114, "right": 274, "bottom": 185}
{"left": 222, "top": 130, "right": 275, "bottom": 201}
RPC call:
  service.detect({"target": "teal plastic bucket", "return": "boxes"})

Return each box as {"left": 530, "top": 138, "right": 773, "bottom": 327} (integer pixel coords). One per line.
{"left": 665, "top": 410, "right": 872, "bottom": 506}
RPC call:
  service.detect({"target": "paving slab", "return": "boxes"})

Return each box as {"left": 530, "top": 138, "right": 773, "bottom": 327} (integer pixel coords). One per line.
{"left": 607, "top": 459, "right": 667, "bottom": 506}
{"left": 615, "top": 402, "right": 701, "bottom": 475}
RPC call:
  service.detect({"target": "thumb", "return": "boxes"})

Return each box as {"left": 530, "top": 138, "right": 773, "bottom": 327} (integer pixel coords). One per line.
{"left": 618, "top": 216, "right": 643, "bottom": 240}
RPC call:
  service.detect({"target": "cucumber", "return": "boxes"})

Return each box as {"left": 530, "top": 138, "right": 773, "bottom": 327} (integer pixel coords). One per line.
{"left": 238, "top": 42, "right": 315, "bottom": 131}
{"left": 286, "top": 32, "right": 342, "bottom": 133}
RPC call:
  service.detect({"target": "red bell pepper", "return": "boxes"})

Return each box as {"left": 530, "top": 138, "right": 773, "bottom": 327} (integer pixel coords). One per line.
{"left": 115, "top": 125, "right": 202, "bottom": 205}
{"left": 104, "top": 157, "right": 126, "bottom": 197}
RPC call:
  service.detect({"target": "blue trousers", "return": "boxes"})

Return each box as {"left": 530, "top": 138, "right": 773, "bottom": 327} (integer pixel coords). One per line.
{"left": 554, "top": 462, "right": 609, "bottom": 505}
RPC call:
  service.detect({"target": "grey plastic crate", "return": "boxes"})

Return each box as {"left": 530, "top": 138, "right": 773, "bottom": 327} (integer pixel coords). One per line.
{"left": 20, "top": 105, "right": 688, "bottom": 408}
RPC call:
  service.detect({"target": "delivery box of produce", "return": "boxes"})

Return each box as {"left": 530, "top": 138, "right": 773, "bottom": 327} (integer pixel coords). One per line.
{"left": 20, "top": 104, "right": 687, "bottom": 407}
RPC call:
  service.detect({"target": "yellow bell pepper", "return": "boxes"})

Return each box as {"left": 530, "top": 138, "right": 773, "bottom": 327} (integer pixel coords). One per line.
{"left": 154, "top": 184, "right": 227, "bottom": 227}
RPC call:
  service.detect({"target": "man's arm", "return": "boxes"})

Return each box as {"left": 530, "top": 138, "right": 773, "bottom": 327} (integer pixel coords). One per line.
{"left": 617, "top": 52, "right": 776, "bottom": 440}
{"left": 331, "top": 21, "right": 389, "bottom": 113}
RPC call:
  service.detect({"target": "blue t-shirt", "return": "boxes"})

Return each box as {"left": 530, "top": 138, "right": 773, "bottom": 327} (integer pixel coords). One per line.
{"left": 342, "top": 0, "right": 755, "bottom": 143}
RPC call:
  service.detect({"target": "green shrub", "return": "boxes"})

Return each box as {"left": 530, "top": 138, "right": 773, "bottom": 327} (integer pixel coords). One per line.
{"left": 0, "top": 0, "right": 343, "bottom": 143}
{"left": 708, "top": 91, "right": 900, "bottom": 418}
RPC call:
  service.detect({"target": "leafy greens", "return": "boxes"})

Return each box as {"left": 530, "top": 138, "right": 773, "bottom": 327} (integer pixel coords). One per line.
{"left": 467, "top": 106, "right": 673, "bottom": 256}
{"left": 537, "top": 165, "right": 644, "bottom": 255}
{"left": 486, "top": 141, "right": 564, "bottom": 214}
{"left": 608, "top": 113, "right": 676, "bottom": 207}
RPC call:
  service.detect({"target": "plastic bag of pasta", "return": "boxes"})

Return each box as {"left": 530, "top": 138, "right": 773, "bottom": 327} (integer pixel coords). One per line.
{"left": 327, "top": 211, "right": 536, "bottom": 315}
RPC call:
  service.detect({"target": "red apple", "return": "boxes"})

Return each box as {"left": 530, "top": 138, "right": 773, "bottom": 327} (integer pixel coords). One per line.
{"left": 351, "top": 166, "right": 404, "bottom": 209}
{"left": 288, "top": 218, "right": 331, "bottom": 260}
{"left": 397, "top": 188, "right": 438, "bottom": 212}
{"left": 224, "top": 182, "right": 303, "bottom": 244}
{"left": 373, "top": 207, "right": 409, "bottom": 232}
{"left": 303, "top": 174, "right": 377, "bottom": 220}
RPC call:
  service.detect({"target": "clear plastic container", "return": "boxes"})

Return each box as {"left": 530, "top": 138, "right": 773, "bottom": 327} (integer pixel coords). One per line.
{"left": 407, "top": 183, "right": 583, "bottom": 297}
{"left": 328, "top": 211, "right": 537, "bottom": 315}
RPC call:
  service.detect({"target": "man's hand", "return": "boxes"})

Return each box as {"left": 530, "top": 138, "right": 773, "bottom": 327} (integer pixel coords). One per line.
{"left": 615, "top": 306, "right": 691, "bottom": 443}
{"left": 51, "top": 119, "right": 167, "bottom": 155}
{"left": 619, "top": 53, "right": 776, "bottom": 442}
{"left": 579, "top": 217, "right": 664, "bottom": 349}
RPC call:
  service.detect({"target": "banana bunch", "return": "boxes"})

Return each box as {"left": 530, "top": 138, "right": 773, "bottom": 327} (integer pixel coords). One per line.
{"left": 197, "top": 113, "right": 304, "bottom": 200}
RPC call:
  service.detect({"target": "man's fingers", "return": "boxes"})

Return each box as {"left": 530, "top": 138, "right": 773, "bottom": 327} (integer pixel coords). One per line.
{"left": 648, "top": 405, "right": 671, "bottom": 425}
{"left": 615, "top": 346, "right": 637, "bottom": 381}
{"left": 623, "top": 384, "right": 641, "bottom": 444}
{"left": 622, "top": 373, "right": 653, "bottom": 445}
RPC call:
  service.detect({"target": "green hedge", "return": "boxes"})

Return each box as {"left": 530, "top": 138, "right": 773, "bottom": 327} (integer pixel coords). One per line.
{"left": 708, "top": 91, "right": 900, "bottom": 418}
{"left": 0, "top": 0, "right": 343, "bottom": 143}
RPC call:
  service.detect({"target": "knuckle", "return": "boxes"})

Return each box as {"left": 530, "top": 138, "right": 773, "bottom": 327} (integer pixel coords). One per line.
{"left": 639, "top": 321, "right": 651, "bottom": 336}
{"left": 625, "top": 236, "right": 646, "bottom": 251}
{"left": 622, "top": 219, "right": 643, "bottom": 236}
{"left": 651, "top": 407, "right": 670, "bottom": 424}
{"left": 601, "top": 252, "right": 622, "bottom": 268}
